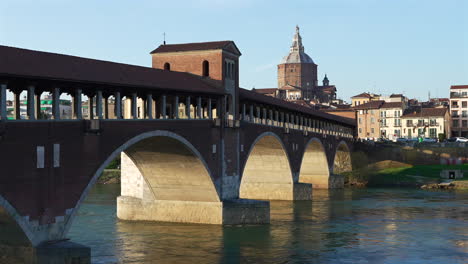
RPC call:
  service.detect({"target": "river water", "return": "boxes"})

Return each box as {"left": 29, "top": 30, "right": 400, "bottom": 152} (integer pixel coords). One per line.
{"left": 69, "top": 185, "right": 468, "bottom": 264}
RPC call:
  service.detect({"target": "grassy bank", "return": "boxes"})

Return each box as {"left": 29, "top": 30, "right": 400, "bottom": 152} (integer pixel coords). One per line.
{"left": 98, "top": 169, "right": 120, "bottom": 184}
{"left": 344, "top": 161, "right": 468, "bottom": 189}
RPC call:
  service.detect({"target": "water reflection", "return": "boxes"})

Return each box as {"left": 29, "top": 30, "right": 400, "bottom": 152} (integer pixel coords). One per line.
{"left": 69, "top": 185, "right": 468, "bottom": 264}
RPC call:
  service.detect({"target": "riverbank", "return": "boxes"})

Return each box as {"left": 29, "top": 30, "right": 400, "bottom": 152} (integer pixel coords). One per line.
{"left": 98, "top": 169, "right": 120, "bottom": 184}
{"left": 344, "top": 160, "right": 468, "bottom": 190}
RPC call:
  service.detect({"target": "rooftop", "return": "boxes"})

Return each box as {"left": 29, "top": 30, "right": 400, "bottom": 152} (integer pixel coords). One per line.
{"left": 0, "top": 45, "right": 223, "bottom": 95}
{"left": 450, "top": 85, "right": 468, "bottom": 90}
{"left": 240, "top": 88, "right": 355, "bottom": 126}
{"left": 150, "top": 40, "right": 241, "bottom": 55}
{"left": 381, "top": 102, "right": 405, "bottom": 109}
{"left": 402, "top": 107, "right": 447, "bottom": 118}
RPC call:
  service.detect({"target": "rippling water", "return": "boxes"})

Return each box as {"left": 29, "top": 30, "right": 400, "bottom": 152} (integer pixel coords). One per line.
{"left": 68, "top": 185, "right": 468, "bottom": 264}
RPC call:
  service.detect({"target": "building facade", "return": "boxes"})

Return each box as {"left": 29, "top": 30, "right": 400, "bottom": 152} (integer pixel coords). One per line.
{"left": 379, "top": 102, "right": 406, "bottom": 141}
{"left": 449, "top": 85, "right": 468, "bottom": 137}
{"left": 354, "top": 100, "right": 384, "bottom": 140}
{"left": 400, "top": 108, "right": 450, "bottom": 139}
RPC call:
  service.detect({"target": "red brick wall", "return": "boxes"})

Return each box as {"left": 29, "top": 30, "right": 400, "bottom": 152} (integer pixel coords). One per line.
{"left": 152, "top": 50, "right": 224, "bottom": 81}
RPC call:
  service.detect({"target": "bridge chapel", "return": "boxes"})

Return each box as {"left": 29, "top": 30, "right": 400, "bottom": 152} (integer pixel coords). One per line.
{"left": 150, "top": 41, "right": 242, "bottom": 120}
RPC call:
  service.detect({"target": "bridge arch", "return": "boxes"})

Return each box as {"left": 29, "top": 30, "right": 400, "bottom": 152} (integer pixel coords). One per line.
{"left": 299, "top": 137, "right": 330, "bottom": 189}
{"left": 0, "top": 195, "right": 34, "bottom": 246}
{"left": 63, "top": 130, "right": 219, "bottom": 235}
{"left": 240, "top": 132, "right": 294, "bottom": 200}
{"left": 333, "top": 141, "right": 352, "bottom": 174}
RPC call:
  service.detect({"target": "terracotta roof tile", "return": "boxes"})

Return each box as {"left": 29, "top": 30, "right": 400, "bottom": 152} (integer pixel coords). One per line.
{"left": 253, "top": 88, "right": 278, "bottom": 94}
{"left": 402, "top": 107, "right": 448, "bottom": 118}
{"left": 0, "top": 45, "right": 223, "bottom": 95}
{"left": 150, "top": 41, "right": 241, "bottom": 55}
{"left": 353, "top": 100, "right": 385, "bottom": 110}
{"left": 450, "top": 85, "right": 468, "bottom": 89}
{"left": 381, "top": 102, "right": 404, "bottom": 109}
{"left": 239, "top": 88, "right": 355, "bottom": 126}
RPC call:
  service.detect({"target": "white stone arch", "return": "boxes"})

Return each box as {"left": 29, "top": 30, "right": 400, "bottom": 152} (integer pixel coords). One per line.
{"left": 240, "top": 132, "right": 294, "bottom": 200}
{"left": 62, "top": 130, "right": 219, "bottom": 238}
{"left": 299, "top": 137, "right": 330, "bottom": 189}
{"left": 332, "top": 140, "right": 352, "bottom": 174}
{"left": 0, "top": 194, "right": 35, "bottom": 246}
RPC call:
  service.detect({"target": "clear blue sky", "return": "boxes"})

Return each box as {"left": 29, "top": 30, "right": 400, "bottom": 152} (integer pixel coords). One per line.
{"left": 1, "top": 0, "right": 466, "bottom": 102}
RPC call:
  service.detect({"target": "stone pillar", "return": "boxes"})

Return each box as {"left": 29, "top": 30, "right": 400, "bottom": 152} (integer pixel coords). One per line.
{"left": 185, "top": 96, "right": 191, "bottom": 119}
{"left": 207, "top": 98, "right": 212, "bottom": 119}
{"left": 249, "top": 105, "right": 254, "bottom": 122}
{"left": 131, "top": 92, "right": 137, "bottom": 119}
{"left": 114, "top": 91, "right": 122, "bottom": 119}
{"left": 74, "top": 89, "right": 82, "bottom": 119}
{"left": 256, "top": 106, "right": 260, "bottom": 124}
{"left": 242, "top": 104, "right": 246, "bottom": 121}
{"left": 96, "top": 90, "right": 103, "bottom": 119}
{"left": 35, "top": 91, "right": 41, "bottom": 119}
{"left": 146, "top": 93, "right": 153, "bottom": 119}
{"left": 262, "top": 108, "right": 267, "bottom": 125}
{"left": 173, "top": 96, "right": 179, "bottom": 119}
{"left": 197, "top": 96, "right": 202, "bottom": 119}
{"left": 52, "top": 87, "right": 60, "bottom": 120}
{"left": 104, "top": 96, "right": 109, "bottom": 119}
{"left": 14, "top": 91, "right": 21, "bottom": 120}
{"left": 88, "top": 95, "right": 94, "bottom": 119}
{"left": 27, "top": 85, "right": 35, "bottom": 120}
{"left": 0, "top": 83, "right": 6, "bottom": 120}
{"left": 161, "top": 95, "right": 167, "bottom": 119}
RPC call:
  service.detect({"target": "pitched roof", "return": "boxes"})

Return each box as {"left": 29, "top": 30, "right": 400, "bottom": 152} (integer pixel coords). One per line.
{"left": 450, "top": 85, "right": 468, "bottom": 89}
{"left": 279, "top": 84, "right": 301, "bottom": 91}
{"left": 353, "top": 100, "right": 385, "bottom": 110}
{"left": 0, "top": 45, "right": 223, "bottom": 95}
{"left": 253, "top": 88, "right": 278, "bottom": 94}
{"left": 402, "top": 107, "right": 448, "bottom": 118}
{"left": 150, "top": 41, "right": 241, "bottom": 55}
{"left": 351, "top": 92, "right": 372, "bottom": 98}
{"left": 381, "top": 102, "right": 404, "bottom": 109}
{"left": 390, "top": 94, "right": 403, "bottom": 98}
{"left": 239, "top": 88, "right": 355, "bottom": 126}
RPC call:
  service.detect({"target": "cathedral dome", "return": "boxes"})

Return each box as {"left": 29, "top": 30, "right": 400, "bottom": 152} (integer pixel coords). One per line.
{"left": 280, "top": 26, "right": 315, "bottom": 64}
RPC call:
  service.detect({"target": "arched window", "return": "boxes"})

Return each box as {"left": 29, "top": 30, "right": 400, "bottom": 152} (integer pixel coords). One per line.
{"left": 164, "top": 62, "right": 171, "bottom": 71}
{"left": 202, "top": 60, "right": 209, "bottom": 77}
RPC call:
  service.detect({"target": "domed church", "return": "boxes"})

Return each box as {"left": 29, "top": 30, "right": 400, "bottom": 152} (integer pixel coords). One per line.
{"left": 254, "top": 26, "right": 337, "bottom": 105}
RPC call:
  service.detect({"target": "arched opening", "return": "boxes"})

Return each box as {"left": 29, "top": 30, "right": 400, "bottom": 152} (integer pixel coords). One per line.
{"left": 202, "top": 60, "right": 209, "bottom": 77}
{"left": 299, "top": 138, "right": 330, "bottom": 189}
{"left": 240, "top": 133, "right": 294, "bottom": 200}
{"left": 164, "top": 62, "right": 171, "bottom": 71}
{"left": 0, "top": 196, "right": 36, "bottom": 262}
{"left": 63, "top": 131, "right": 221, "bottom": 238}
{"left": 333, "top": 141, "right": 352, "bottom": 174}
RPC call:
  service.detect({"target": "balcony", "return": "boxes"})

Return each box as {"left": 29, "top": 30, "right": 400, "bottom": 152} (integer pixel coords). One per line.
{"left": 450, "top": 93, "right": 468, "bottom": 98}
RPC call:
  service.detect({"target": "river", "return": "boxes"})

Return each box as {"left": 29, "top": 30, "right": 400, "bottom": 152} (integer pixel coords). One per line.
{"left": 68, "top": 184, "right": 468, "bottom": 263}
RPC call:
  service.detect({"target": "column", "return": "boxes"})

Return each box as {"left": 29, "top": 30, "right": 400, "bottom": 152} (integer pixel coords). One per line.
{"left": 27, "top": 85, "right": 35, "bottom": 120}
{"left": 74, "top": 89, "right": 82, "bottom": 119}
{"left": 96, "top": 90, "right": 103, "bottom": 119}
{"left": 185, "top": 96, "right": 191, "bottom": 119}
{"left": 14, "top": 91, "right": 21, "bottom": 120}
{"left": 114, "top": 91, "right": 122, "bottom": 119}
{"left": 197, "top": 96, "right": 202, "bottom": 119}
{"left": 240, "top": 103, "right": 245, "bottom": 121}
{"left": 161, "top": 95, "right": 167, "bottom": 119}
{"left": 207, "top": 98, "right": 212, "bottom": 119}
{"left": 285, "top": 113, "right": 289, "bottom": 128}
{"left": 131, "top": 92, "right": 137, "bottom": 119}
{"left": 275, "top": 111, "right": 279, "bottom": 126}
{"left": 104, "top": 96, "right": 109, "bottom": 119}
{"left": 262, "top": 108, "right": 267, "bottom": 125}
{"left": 174, "top": 96, "right": 179, "bottom": 119}
{"left": 88, "top": 95, "right": 94, "bottom": 120}
{"left": 52, "top": 87, "right": 60, "bottom": 120}
{"left": 249, "top": 105, "right": 254, "bottom": 122}
{"left": 269, "top": 109, "right": 273, "bottom": 126}
{"left": 0, "top": 84, "right": 6, "bottom": 120}
{"left": 256, "top": 106, "right": 260, "bottom": 124}
{"left": 34, "top": 91, "right": 41, "bottom": 119}
{"left": 146, "top": 93, "right": 153, "bottom": 119}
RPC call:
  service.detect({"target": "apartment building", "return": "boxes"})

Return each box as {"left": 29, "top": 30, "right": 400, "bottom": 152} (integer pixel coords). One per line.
{"left": 401, "top": 108, "right": 450, "bottom": 139}
{"left": 449, "top": 85, "right": 468, "bottom": 137}
{"left": 354, "top": 100, "right": 384, "bottom": 140}
{"left": 379, "top": 102, "right": 406, "bottom": 141}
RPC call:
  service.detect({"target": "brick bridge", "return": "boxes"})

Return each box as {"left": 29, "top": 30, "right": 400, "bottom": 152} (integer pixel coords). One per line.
{"left": 0, "top": 41, "right": 355, "bottom": 259}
